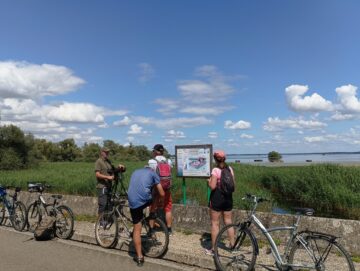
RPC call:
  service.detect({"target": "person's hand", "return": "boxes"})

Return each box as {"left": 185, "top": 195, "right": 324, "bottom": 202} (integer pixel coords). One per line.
{"left": 107, "top": 175, "right": 115, "bottom": 181}
{"left": 118, "top": 164, "right": 126, "bottom": 172}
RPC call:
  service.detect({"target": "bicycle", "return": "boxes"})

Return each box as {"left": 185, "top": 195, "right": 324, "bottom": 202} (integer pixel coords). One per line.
{"left": 26, "top": 182, "right": 74, "bottom": 239}
{"left": 94, "top": 173, "right": 169, "bottom": 258}
{"left": 214, "top": 194, "right": 355, "bottom": 271}
{"left": 0, "top": 185, "right": 27, "bottom": 231}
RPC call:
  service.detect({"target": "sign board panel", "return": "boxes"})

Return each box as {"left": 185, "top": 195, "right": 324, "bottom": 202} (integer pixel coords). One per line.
{"left": 175, "top": 144, "right": 212, "bottom": 178}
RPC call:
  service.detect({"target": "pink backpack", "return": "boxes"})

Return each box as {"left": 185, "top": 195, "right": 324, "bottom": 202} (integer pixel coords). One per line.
{"left": 156, "top": 160, "right": 172, "bottom": 190}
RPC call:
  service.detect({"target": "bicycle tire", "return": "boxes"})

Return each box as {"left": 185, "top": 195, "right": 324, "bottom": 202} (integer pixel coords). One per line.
{"left": 0, "top": 201, "right": 5, "bottom": 225}
{"left": 95, "top": 212, "right": 119, "bottom": 248}
{"left": 11, "top": 201, "right": 27, "bottom": 231}
{"left": 26, "top": 202, "right": 41, "bottom": 232}
{"left": 288, "top": 234, "right": 355, "bottom": 271}
{"left": 214, "top": 223, "right": 257, "bottom": 271}
{"left": 53, "top": 205, "right": 74, "bottom": 239}
{"left": 141, "top": 216, "right": 169, "bottom": 258}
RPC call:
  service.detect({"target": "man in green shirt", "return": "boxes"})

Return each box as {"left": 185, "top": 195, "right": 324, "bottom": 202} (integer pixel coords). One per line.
{"left": 95, "top": 147, "right": 125, "bottom": 215}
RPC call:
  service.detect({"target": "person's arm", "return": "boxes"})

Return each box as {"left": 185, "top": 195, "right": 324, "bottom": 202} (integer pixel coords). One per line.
{"left": 156, "top": 183, "right": 165, "bottom": 198}
{"left": 95, "top": 171, "right": 114, "bottom": 181}
{"left": 208, "top": 174, "right": 218, "bottom": 190}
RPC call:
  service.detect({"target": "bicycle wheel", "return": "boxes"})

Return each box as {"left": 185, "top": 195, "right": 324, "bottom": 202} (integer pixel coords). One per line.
{"left": 141, "top": 216, "right": 169, "bottom": 258}
{"left": 214, "top": 223, "right": 257, "bottom": 271}
{"left": 95, "top": 212, "right": 118, "bottom": 248}
{"left": 53, "top": 205, "right": 74, "bottom": 239}
{"left": 26, "top": 202, "right": 41, "bottom": 232}
{"left": 0, "top": 201, "right": 5, "bottom": 225}
{"left": 11, "top": 201, "right": 27, "bottom": 231}
{"left": 288, "top": 234, "right": 355, "bottom": 271}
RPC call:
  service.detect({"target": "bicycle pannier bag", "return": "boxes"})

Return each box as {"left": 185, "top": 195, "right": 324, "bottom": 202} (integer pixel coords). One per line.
{"left": 220, "top": 166, "right": 235, "bottom": 194}
{"left": 156, "top": 161, "right": 172, "bottom": 190}
{"left": 34, "top": 216, "right": 56, "bottom": 241}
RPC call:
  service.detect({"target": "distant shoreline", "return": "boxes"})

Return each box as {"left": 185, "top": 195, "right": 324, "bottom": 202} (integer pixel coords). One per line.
{"left": 230, "top": 161, "right": 360, "bottom": 167}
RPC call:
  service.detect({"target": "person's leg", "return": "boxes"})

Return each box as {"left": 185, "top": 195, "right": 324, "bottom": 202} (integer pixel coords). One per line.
{"left": 210, "top": 209, "right": 221, "bottom": 250}
{"left": 132, "top": 222, "right": 143, "bottom": 258}
{"left": 130, "top": 206, "right": 146, "bottom": 266}
{"left": 163, "top": 191, "right": 173, "bottom": 233}
{"left": 97, "top": 188, "right": 107, "bottom": 215}
{"left": 223, "top": 210, "right": 235, "bottom": 246}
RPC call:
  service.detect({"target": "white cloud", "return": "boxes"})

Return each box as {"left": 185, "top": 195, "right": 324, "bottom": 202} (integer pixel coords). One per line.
{"left": 285, "top": 85, "right": 333, "bottom": 112}
{"left": 138, "top": 63, "right": 155, "bottom": 83}
{"left": 240, "top": 133, "right": 254, "bottom": 139}
{"left": 330, "top": 112, "right": 355, "bottom": 121}
{"left": 165, "top": 130, "right": 186, "bottom": 139}
{"left": 128, "top": 124, "right": 143, "bottom": 134}
{"left": 304, "top": 136, "right": 328, "bottom": 143}
{"left": 133, "top": 115, "right": 212, "bottom": 129}
{"left": 335, "top": 84, "right": 360, "bottom": 113}
{"left": 180, "top": 105, "right": 233, "bottom": 115}
{"left": 113, "top": 116, "right": 132, "bottom": 126}
{"left": 154, "top": 99, "right": 179, "bottom": 115}
{"left": 263, "top": 117, "right": 327, "bottom": 132}
{"left": 45, "top": 102, "right": 106, "bottom": 123}
{"left": 0, "top": 61, "right": 85, "bottom": 99}
{"left": 208, "top": 132, "right": 218, "bottom": 138}
{"left": 224, "top": 120, "right": 251, "bottom": 130}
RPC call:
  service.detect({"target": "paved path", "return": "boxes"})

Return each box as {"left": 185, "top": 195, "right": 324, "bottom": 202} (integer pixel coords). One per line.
{"left": 2, "top": 220, "right": 358, "bottom": 271}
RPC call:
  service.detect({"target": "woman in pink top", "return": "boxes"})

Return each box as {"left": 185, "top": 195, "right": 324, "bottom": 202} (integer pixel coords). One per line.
{"left": 205, "top": 150, "right": 235, "bottom": 256}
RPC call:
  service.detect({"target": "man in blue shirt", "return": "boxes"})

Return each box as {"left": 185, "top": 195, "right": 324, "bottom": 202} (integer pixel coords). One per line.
{"left": 128, "top": 166, "right": 165, "bottom": 266}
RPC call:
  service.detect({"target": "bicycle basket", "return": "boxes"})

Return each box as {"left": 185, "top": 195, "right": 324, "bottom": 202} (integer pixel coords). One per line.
{"left": 0, "top": 186, "right": 6, "bottom": 197}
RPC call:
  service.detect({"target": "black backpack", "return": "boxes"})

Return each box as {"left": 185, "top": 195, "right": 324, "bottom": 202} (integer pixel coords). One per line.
{"left": 220, "top": 166, "right": 235, "bottom": 194}
{"left": 34, "top": 216, "right": 56, "bottom": 241}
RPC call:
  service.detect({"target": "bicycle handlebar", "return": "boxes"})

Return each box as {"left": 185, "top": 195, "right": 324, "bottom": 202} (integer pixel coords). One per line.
{"left": 242, "top": 194, "right": 269, "bottom": 203}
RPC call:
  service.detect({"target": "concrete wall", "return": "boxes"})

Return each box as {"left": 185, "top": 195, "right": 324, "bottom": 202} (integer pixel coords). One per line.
{"left": 17, "top": 191, "right": 360, "bottom": 255}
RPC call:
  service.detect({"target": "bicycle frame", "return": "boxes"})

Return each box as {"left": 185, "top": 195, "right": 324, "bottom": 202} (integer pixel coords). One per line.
{"left": 244, "top": 197, "right": 320, "bottom": 270}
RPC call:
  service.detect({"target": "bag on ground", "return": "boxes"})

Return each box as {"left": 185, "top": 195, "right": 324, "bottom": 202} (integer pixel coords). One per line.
{"left": 220, "top": 166, "right": 235, "bottom": 194}
{"left": 156, "top": 160, "right": 172, "bottom": 190}
{"left": 34, "top": 216, "right": 56, "bottom": 241}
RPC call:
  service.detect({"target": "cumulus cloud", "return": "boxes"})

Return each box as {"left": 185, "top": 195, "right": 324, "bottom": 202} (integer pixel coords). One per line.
{"left": 45, "top": 102, "right": 107, "bottom": 123}
{"left": 263, "top": 117, "right": 327, "bottom": 132}
{"left": 335, "top": 84, "right": 360, "bottom": 113}
{"left": 138, "top": 63, "right": 155, "bottom": 83}
{"left": 224, "top": 120, "right": 251, "bottom": 130}
{"left": 0, "top": 61, "right": 85, "bottom": 99}
{"left": 285, "top": 85, "right": 333, "bottom": 112}
{"left": 113, "top": 116, "right": 132, "bottom": 126}
{"left": 330, "top": 112, "right": 355, "bottom": 121}
{"left": 127, "top": 124, "right": 143, "bottom": 134}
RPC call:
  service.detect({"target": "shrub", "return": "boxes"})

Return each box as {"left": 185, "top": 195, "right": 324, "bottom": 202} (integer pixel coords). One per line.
{"left": 268, "top": 151, "right": 282, "bottom": 162}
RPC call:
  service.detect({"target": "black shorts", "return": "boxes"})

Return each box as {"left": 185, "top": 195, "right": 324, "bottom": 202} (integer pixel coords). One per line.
{"left": 209, "top": 188, "right": 233, "bottom": 212}
{"left": 130, "top": 201, "right": 152, "bottom": 224}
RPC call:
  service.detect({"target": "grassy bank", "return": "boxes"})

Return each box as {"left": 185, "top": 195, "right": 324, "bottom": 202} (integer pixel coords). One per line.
{"left": 0, "top": 162, "right": 359, "bottom": 220}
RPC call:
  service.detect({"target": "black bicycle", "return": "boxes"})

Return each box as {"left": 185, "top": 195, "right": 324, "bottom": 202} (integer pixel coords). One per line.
{"left": 0, "top": 185, "right": 27, "bottom": 231}
{"left": 26, "top": 182, "right": 74, "bottom": 239}
{"left": 94, "top": 173, "right": 169, "bottom": 258}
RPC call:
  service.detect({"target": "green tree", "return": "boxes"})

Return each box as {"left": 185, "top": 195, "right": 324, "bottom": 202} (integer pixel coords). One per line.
{"left": 81, "top": 143, "right": 101, "bottom": 162}
{"left": 268, "top": 151, "right": 282, "bottom": 162}
{"left": 0, "top": 125, "right": 36, "bottom": 169}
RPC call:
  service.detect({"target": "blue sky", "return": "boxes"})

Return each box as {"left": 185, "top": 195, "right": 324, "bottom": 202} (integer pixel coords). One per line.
{"left": 1, "top": 0, "right": 360, "bottom": 154}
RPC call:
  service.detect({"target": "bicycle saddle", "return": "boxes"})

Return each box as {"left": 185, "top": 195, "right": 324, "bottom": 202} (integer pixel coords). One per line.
{"left": 294, "top": 208, "right": 314, "bottom": 216}
{"left": 51, "top": 194, "right": 63, "bottom": 199}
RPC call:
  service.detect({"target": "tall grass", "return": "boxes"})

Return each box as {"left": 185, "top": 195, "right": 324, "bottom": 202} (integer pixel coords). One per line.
{"left": 0, "top": 162, "right": 359, "bottom": 219}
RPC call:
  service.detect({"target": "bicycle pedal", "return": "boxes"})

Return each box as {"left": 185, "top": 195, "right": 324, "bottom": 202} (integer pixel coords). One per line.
{"left": 266, "top": 247, "right": 272, "bottom": 254}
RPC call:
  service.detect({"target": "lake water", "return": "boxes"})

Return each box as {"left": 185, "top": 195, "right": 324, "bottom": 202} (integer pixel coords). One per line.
{"left": 226, "top": 153, "right": 360, "bottom": 164}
